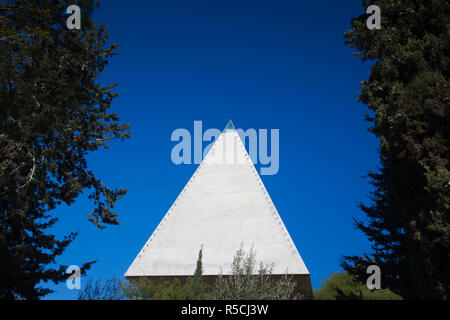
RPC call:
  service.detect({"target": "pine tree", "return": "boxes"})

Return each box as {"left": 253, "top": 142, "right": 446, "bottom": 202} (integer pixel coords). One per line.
{"left": 342, "top": 0, "right": 449, "bottom": 299}
{"left": 0, "top": 0, "right": 130, "bottom": 299}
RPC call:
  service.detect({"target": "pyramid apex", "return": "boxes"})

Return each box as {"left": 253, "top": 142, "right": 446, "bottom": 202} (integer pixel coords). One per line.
{"left": 224, "top": 120, "right": 235, "bottom": 131}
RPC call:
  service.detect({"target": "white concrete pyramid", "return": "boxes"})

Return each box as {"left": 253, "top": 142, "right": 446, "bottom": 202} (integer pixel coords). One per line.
{"left": 125, "top": 121, "right": 309, "bottom": 278}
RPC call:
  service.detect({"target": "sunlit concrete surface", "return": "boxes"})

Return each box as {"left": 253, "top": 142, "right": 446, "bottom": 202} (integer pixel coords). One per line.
{"left": 125, "top": 122, "right": 309, "bottom": 278}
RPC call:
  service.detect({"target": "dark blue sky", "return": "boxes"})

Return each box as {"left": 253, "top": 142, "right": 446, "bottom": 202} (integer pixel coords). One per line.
{"left": 44, "top": 0, "right": 378, "bottom": 299}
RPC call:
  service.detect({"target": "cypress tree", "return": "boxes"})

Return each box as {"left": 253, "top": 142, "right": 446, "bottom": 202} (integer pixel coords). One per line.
{"left": 0, "top": 0, "right": 130, "bottom": 299}
{"left": 185, "top": 247, "right": 206, "bottom": 300}
{"left": 342, "top": 0, "right": 449, "bottom": 299}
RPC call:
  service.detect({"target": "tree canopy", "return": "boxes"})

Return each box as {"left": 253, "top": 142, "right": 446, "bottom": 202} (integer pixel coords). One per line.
{"left": 342, "top": 0, "right": 449, "bottom": 299}
{"left": 0, "top": 0, "right": 130, "bottom": 299}
{"left": 314, "top": 271, "right": 402, "bottom": 300}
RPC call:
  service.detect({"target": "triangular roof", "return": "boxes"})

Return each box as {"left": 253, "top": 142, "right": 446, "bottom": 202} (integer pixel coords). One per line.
{"left": 125, "top": 121, "right": 309, "bottom": 277}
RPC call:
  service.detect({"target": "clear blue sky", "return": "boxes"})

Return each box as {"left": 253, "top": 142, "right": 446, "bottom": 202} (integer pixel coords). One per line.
{"left": 44, "top": 0, "right": 378, "bottom": 299}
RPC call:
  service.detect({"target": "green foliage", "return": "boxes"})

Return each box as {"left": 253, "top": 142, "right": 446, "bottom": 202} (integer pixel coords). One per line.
{"left": 0, "top": 0, "right": 129, "bottom": 299}
{"left": 343, "top": 0, "right": 450, "bottom": 299}
{"left": 77, "top": 276, "right": 123, "bottom": 300}
{"left": 78, "top": 247, "right": 300, "bottom": 300}
{"left": 314, "top": 272, "right": 402, "bottom": 300}
{"left": 213, "top": 245, "right": 301, "bottom": 300}
{"left": 121, "top": 277, "right": 187, "bottom": 300}
{"left": 120, "top": 248, "right": 210, "bottom": 300}
{"left": 185, "top": 247, "right": 210, "bottom": 300}
{"left": 78, "top": 276, "right": 188, "bottom": 300}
